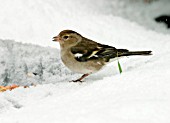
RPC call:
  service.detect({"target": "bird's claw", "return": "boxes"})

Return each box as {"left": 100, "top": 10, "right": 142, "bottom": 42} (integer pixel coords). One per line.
{"left": 69, "top": 74, "right": 89, "bottom": 83}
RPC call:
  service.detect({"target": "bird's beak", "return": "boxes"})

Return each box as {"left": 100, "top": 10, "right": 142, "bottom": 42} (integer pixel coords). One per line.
{"left": 53, "top": 36, "right": 60, "bottom": 42}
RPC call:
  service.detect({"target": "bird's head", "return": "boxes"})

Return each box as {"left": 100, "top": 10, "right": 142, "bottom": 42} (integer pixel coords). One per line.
{"left": 53, "top": 30, "right": 82, "bottom": 48}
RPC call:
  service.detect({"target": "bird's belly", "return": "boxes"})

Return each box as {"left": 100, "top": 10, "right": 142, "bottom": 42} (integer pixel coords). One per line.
{"left": 61, "top": 50, "right": 104, "bottom": 74}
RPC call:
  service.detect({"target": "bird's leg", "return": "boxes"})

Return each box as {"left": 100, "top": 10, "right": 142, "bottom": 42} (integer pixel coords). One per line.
{"left": 71, "top": 74, "right": 89, "bottom": 82}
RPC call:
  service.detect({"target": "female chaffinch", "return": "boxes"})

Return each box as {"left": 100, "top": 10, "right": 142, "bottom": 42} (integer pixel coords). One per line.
{"left": 53, "top": 30, "right": 152, "bottom": 82}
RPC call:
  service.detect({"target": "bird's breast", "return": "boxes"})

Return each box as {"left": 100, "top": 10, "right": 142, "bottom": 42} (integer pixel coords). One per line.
{"left": 60, "top": 49, "right": 104, "bottom": 74}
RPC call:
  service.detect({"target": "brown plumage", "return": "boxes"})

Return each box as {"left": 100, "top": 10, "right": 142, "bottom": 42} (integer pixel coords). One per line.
{"left": 53, "top": 30, "right": 152, "bottom": 82}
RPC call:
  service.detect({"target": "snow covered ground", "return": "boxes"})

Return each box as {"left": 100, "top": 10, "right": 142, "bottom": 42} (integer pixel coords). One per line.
{"left": 0, "top": 0, "right": 170, "bottom": 123}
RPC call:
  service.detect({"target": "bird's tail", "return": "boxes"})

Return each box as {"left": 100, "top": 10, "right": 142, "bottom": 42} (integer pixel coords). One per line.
{"left": 118, "top": 50, "right": 152, "bottom": 57}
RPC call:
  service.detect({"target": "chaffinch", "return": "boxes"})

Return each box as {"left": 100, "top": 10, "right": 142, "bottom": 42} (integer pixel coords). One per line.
{"left": 53, "top": 30, "right": 152, "bottom": 82}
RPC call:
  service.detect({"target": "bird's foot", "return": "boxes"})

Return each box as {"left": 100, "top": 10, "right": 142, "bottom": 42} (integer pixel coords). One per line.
{"left": 69, "top": 74, "right": 89, "bottom": 83}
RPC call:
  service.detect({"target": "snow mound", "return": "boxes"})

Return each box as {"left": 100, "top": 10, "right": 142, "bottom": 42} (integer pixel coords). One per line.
{"left": 0, "top": 19, "right": 170, "bottom": 122}
{"left": 0, "top": 39, "right": 77, "bottom": 86}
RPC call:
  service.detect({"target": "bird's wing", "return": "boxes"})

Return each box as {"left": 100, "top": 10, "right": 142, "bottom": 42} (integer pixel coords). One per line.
{"left": 71, "top": 39, "right": 129, "bottom": 62}
{"left": 71, "top": 42, "right": 100, "bottom": 62}
{"left": 95, "top": 44, "right": 129, "bottom": 62}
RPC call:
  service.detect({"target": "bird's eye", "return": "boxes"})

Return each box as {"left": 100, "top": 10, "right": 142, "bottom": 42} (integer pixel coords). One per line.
{"left": 63, "top": 36, "right": 69, "bottom": 40}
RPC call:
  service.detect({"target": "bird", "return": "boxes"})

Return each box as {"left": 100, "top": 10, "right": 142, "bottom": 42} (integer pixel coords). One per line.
{"left": 53, "top": 30, "right": 152, "bottom": 82}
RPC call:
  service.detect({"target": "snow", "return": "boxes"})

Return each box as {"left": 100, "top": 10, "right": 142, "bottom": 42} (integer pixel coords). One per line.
{"left": 0, "top": 0, "right": 170, "bottom": 123}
